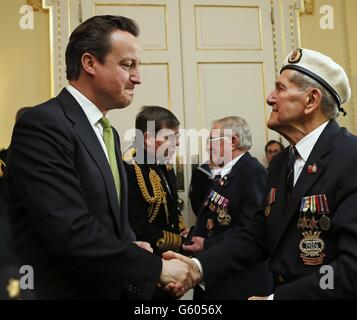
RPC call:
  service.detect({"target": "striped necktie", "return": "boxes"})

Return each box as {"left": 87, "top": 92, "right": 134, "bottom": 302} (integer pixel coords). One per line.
{"left": 286, "top": 145, "right": 298, "bottom": 195}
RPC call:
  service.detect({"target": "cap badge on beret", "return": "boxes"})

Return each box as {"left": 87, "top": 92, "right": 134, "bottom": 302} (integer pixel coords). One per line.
{"left": 288, "top": 48, "right": 303, "bottom": 64}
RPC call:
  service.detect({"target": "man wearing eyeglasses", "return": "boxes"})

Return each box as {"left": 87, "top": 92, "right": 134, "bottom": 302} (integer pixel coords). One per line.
{"left": 183, "top": 116, "right": 272, "bottom": 299}
{"left": 124, "top": 106, "right": 187, "bottom": 257}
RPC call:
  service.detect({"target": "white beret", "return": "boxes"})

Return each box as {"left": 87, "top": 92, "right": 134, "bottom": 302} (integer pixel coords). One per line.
{"left": 281, "top": 48, "right": 351, "bottom": 109}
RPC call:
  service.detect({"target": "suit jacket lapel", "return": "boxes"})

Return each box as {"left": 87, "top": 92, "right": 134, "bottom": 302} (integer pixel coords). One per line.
{"left": 57, "top": 89, "right": 123, "bottom": 236}
{"left": 272, "top": 120, "right": 341, "bottom": 250}
{"left": 113, "top": 129, "right": 136, "bottom": 240}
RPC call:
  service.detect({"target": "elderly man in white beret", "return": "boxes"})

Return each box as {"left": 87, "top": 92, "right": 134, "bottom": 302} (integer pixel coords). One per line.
{"left": 163, "top": 48, "right": 357, "bottom": 299}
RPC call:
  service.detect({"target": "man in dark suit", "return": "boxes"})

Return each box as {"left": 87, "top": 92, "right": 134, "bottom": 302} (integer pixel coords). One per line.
{"left": 164, "top": 48, "right": 357, "bottom": 299}
{"left": 124, "top": 106, "right": 187, "bottom": 255}
{"left": 5, "top": 15, "right": 191, "bottom": 299}
{"left": 183, "top": 116, "right": 272, "bottom": 299}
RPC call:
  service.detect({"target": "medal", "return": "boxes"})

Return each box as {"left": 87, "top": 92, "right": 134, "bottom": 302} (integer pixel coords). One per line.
{"left": 218, "top": 213, "right": 231, "bottom": 226}
{"left": 218, "top": 208, "right": 227, "bottom": 218}
{"left": 267, "top": 188, "right": 276, "bottom": 204}
{"left": 307, "top": 163, "right": 318, "bottom": 174}
{"left": 319, "top": 215, "right": 331, "bottom": 231}
{"left": 264, "top": 205, "right": 271, "bottom": 217}
{"left": 299, "top": 231, "right": 325, "bottom": 265}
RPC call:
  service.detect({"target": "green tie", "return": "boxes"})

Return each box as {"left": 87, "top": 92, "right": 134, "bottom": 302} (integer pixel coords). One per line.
{"left": 99, "top": 116, "right": 120, "bottom": 202}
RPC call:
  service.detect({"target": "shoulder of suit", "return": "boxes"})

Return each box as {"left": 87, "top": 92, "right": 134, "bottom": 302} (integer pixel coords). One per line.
{"left": 233, "top": 152, "right": 267, "bottom": 175}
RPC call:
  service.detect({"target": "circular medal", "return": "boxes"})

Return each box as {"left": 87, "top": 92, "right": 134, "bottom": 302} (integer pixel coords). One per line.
{"left": 264, "top": 206, "right": 271, "bottom": 217}
{"left": 319, "top": 215, "right": 331, "bottom": 231}
{"left": 218, "top": 208, "right": 226, "bottom": 218}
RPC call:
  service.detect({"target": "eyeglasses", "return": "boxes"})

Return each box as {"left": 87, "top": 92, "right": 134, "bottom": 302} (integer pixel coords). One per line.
{"left": 206, "top": 136, "right": 227, "bottom": 144}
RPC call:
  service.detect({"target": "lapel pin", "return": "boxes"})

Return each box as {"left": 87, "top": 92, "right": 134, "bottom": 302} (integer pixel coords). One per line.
{"left": 307, "top": 163, "right": 318, "bottom": 174}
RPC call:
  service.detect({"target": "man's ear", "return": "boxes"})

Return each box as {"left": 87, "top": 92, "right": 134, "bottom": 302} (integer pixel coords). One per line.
{"left": 232, "top": 136, "right": 240, "bottom": 150}
{"left": 81, "top": 53, "right": 96, "bottom": 76}
{"left": 144, "top": 132, "right": 154, "bottom": 147}
{"left": 305, "top": 88, "right": 322, "bottom": 115}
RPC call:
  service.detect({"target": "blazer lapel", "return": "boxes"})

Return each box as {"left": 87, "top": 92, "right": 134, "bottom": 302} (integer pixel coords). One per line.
{"left": 113, "top": 129, "right": 136, "bottom": 240}
{"left": 271, "top": 120, "right": 341, "bottom": 250}
{"left": 57, "top": 89, "right": 123, "bottom": 235}
{"left": 266, "top": 149, "right": 290, "bottom": 249}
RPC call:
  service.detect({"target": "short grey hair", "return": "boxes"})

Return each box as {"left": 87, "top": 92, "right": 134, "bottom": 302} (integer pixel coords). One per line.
{"left": 289, "top": 71, "right": 339, "bottom": 120}
{"left": 212, "top": 116, "right": 252, "bottom": 150}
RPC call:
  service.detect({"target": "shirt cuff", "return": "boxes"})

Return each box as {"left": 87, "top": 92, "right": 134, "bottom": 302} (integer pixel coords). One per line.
{"left": 191, "top": 258, "right": 205, "bottom": 291}
{"left": 268, "top": 293, "right": 274, "bottom": 300}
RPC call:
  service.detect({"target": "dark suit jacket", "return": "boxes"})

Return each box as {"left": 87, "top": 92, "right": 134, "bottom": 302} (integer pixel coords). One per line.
{"left": 194, "top": 152, "right": 272, "bottom": 299}
{"left": 5, "top": 88, "right": 162, "bottom": 299}
{"left": 124, "top": 149, "right": 184, "bottom": 254}
{"left": 197, "top": 120, "right": 357, "bottom": 299}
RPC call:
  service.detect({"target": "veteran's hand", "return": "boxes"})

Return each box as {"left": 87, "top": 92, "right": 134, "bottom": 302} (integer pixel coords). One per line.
{"left": 160, "top": 258, "right": 194, "bottom": 298}
{"left": 182, "top": 236, "right": 205, "bottom": 253}
{"left": 162, "top": 251, "right": 202, "bottom": 296}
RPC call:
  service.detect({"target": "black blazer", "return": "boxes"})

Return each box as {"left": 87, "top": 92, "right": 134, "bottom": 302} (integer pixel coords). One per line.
{"left": 5, "top": 88, "right": 161, "bottom": 299}
{"left": 197, "top": 120, "right": 357, "bottom": 299}
{"left": 194, "top": 152, "right": 272, "bottom": 299}
{"left": 195, "top": 152, "right": 267, "bottom": 247}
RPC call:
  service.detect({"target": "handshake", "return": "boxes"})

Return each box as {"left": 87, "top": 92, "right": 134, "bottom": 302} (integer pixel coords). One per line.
{"left": 159, "top": 251, "right": 203, "bottom": 298}
{"left": 134, "top": 240, "right": 203, "bottom": 298}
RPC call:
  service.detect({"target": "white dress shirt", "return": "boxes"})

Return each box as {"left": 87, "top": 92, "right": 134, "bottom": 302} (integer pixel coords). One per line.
{"left": 211, "top": 152, "right": 246, "bottom": 178}
{"left": 66, "top": 85, "right": 109, "bottom": 160}
{"left": 293, "top": 121, "right": 329, "bottom": 185}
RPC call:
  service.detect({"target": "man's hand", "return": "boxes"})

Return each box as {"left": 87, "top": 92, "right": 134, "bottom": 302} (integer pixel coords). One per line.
{"left": 133, "top": 241, "right": 153, "bottom": 253}
{"left": 161, "top": 250, "right": 202, "bottom": 297}
{"left": 160, "top": 257, "right": 194, "bottom": 298}
{"left": 182, "top": 236, "right": 205, "bottom": 253}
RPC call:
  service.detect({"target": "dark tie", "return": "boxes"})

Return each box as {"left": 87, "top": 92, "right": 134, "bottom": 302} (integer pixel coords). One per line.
{"left": 286, "top": 145, "right": 298, "bottom": 194}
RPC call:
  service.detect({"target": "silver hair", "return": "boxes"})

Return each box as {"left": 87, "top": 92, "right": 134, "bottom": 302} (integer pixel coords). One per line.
{"left": 212, "top": 116, "right": 252, "bottom": 150}
{"left": 289, "top": 71, "right": 339, "bottom": 120}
